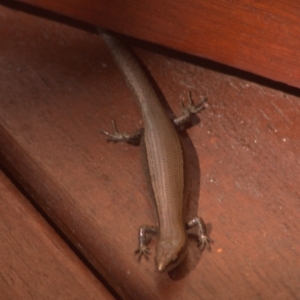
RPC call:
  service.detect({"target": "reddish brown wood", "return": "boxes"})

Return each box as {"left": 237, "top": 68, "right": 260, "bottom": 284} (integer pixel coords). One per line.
{"left": 10, "top": 0, "right": 300, "bottom": 89}
{"left": 1, "top": 3, "right": 300, "bottom": 300}
{"left": 0, "top": 169, "right": 115, "bottom": 300}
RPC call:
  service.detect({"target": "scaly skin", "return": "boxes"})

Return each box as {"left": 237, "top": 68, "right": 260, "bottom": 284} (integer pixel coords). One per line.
{"left": 100, "top": 30, "right": 210, "bottom": 272}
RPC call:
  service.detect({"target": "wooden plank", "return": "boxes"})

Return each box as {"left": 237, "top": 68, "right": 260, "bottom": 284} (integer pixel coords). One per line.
{"left": 1, "top": 3, "right": 300, "bottom": 300}
{"left": 9, "top": 0, "right": 300, "bottom": 89}
{"left": 0, "top": 169, "right": 116, "bottom": 300}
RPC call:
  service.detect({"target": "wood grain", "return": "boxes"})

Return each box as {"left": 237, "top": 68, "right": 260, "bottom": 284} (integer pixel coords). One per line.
{"left": 1, "top": 3, "right": 300, "bottom": 300}
{"left": 8, "top": 0, "right": 300, "bottom": 89}
{"left": 0, "top": 169, "right": 116, "bottom": 300}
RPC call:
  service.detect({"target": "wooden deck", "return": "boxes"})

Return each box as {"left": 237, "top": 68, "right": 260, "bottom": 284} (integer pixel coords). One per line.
{"left": 1, "top": 1, "right": 300, "bottom": 299}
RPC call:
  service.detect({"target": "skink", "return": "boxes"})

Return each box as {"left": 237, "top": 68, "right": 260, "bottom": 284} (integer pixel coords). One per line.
{"left": 99, "top": 29, "right": 211, "bottom": 272}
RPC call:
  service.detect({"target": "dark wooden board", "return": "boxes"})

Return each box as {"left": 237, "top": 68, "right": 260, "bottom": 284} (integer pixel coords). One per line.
{"left": 0, "top": 169, "right": 116, "bottom": 300}
{"left": 8, "top": 0, "right": 300, "bottom": 89}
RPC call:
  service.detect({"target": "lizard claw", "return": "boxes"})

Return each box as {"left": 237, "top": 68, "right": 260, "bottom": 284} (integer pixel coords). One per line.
{"left": 174, "top": 92, "right": 208, "bottom": 127}
{"left": 180, "top": 91, "right": 208, "bottom": 114}
{"left": 135, "top": 245, "right": 151, "bottom": 261}
{"left": 100, "top": 119, "right": 124, "bottom": 142}
{"left": 100, "top": 119, "right": 142, "bottom": 143}
{"left": 197, "top": 232, "right": 213, "bottom": 251}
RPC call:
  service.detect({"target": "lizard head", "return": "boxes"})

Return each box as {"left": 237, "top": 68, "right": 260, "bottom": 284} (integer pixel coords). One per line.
{"left": 155, "top": 236, "right": 187, "bottom": 272}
